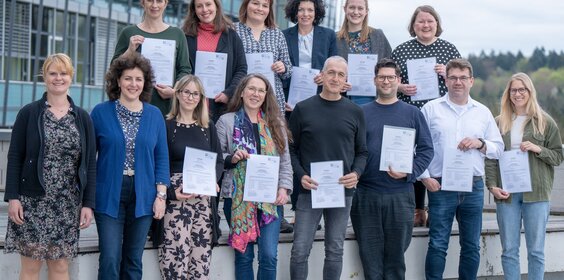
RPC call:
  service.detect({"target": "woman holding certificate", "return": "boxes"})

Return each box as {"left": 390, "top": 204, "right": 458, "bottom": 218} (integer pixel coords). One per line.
{"left": 216, "top": 74, "right": 293, "bottom": 279}
{"left": 157, "top": 75, "right": 224, "bottom": 279}
{"left": 336, "top": 0, "right": 392, "bottom": 105}
{"left": 485, "top": 73, "right": 563, "bottom": 280}
{"left": 234, "top": 0, "right": 293, "bottom": 115}
{"left": 113, "top": 0, "right": 191, "bottom": 115}
{"left": 391, "top": 5, "right": 461, "bottom": 227}
{"left": 91, "top": 53, "right": 170, "bottom": 280}
{"left": 182, "top": 0, "right": 247, "bottom": 121}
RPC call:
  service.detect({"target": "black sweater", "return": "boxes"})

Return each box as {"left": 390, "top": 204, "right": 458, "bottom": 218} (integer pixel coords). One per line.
{"left": 4, "top": 93, "right": 96, "bottom": 208}
{"left": 289, "top": 95, "right": 368, "bottom": 196}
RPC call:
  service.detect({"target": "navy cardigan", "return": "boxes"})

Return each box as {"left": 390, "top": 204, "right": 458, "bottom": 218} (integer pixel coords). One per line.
{"left": 282, "top": 25, "right": 337, "bottom": 95}
{"left": 91, "top": 101, "right": 170, "bottom": 218}
{"left": 4, "top": 93, "right": 96, "bottom": 208}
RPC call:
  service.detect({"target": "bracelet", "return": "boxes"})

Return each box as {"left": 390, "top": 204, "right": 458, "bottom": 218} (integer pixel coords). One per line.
{"left": 477, "top": 138, "right": 486, "bottom": 150}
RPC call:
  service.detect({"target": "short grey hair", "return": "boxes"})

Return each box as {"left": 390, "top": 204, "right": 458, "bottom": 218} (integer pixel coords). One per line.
{"left": 322, "top": 55, "right": 348, "bottom": 72}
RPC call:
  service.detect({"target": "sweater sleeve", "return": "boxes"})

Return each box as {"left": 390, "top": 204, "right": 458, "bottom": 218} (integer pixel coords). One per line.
{"left": 289, "top": 105, "right": 307, "bottom": 181}
{"left": 208, "top": 121, "right": 226, "bottom": 182}
{"left": 351, "top": 109, "right": 368, "bottom": 176}
{"left": 174, "top": 28, "right": 192, "bottom": 80}
{"left": 406, "top": 110, "right": 434, "bottom": 183}
{"left": 154, "top": 112, "right": 171, "bottom": 187}
{"left": 276, "top": 29, "right": 293, "bottom": 80}
{"left": 4, "top": 106, "right": 30, "bottom": 201}
{"left": 82, "top": 111, "right": 97, "bottom": 209}
{"left": 224, "top": 31, "right": 248, "bottom": 98}
{"left": 535, "top": 116, "right": 564, "bottom": 166}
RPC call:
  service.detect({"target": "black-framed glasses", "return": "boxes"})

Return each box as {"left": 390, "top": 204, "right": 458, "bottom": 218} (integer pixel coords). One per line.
{"left": 510, "top": 87, "right": 529, "bottom": 95}
{"left": 245, "top": 86, "right": 267, "bottom": 95}
{"left": 376, "top": 75, "right": 397, "bottom": 82}
{"left": 178, "top": 89, "right": 201, "bottom": 99}
{"left": 446, "top": 76, "right": 472, "bottom": 83}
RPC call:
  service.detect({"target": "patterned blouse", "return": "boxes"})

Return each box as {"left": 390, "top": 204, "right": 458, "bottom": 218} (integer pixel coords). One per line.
{"left": 392, "top": 38, "right": 461, "bottom": 108}
{"left": 234, "top": 22, "right": 292, "bottom": 115}
{"left": 347, "top": 31, "right": 372, "bottom": 54}
{"left": 116, "top": 100, "right": 142, "bottom": 171}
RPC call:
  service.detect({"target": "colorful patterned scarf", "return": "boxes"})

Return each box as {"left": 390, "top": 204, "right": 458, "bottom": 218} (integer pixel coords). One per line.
{"left": 229, "top": 108, "right": 279, "bottom": 253}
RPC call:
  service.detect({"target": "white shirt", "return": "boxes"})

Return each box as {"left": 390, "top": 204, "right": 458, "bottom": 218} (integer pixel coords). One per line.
{"left": 510, "top": 115, "right": 527, "bottom": 149}
{"left": 298, "top": 30, "right": 313, "bottom": 69}
{"left": 419, "top": 95, "right": 504, "bottom": 178}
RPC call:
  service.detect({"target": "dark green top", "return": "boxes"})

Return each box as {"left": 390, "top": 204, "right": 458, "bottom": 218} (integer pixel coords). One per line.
{"left": 112, "top": 25, "right": 192, "bottom": 115}
{"left": 486, "top": 113, "right": 563, "bottom": 202}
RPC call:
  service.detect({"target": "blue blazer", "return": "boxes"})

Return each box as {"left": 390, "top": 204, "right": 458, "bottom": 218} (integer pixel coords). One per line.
{"left": 91, "top": 101, "right": 170, "bottom": 218}
{"left": 282, "top": 25, "right": 337, "bottom": 94}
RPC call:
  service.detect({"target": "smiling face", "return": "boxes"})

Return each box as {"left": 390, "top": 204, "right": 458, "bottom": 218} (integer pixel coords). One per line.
{"left": 246, "top": 0, "right": 270, "bottom": 24}
{"left": 44, "top": 63, "right": 72, "bottom": 96}
{"left": 297, "top": 1, "right": 315, "bottom": 28}
{"left": 344, "top": 0, "right": 367, "bottom": 28}
{"left": 375, "top": 67, "right": 400, "bottom": 101}
{"left": 413, "top": 11, "right": 437, "bottom": 43}
{"left": 195, "top": 0, "right": 217, "bottom": 24}
{"left": 118, "top": 67, "right": 145, "bottom": 103}
{"left": 446, "top": 67, "right": 474, "bottom": 104}
{"left": 242, "top": 77, "right": 267, "bottom": 113}
{"left": 141, "top": 0, "right": 168, "bottom": 20}
{"left": 321, "top": 59, "right": 348, "bottom": 95}
{"left": 177, "top": 81, "right": 202, "bottom": 115}
{"left": 509, "top": 79, "right": 530, "bottom": 113}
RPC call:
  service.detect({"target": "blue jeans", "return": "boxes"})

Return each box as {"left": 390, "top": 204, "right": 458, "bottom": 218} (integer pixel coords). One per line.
{"left": 350, "top": 188, "right": 415, "bottom": 280}
{"left": 234, "top": 206, "right": 283, "bottom": 280}
{"left": 496, "top": 192, "right": 549, "bottom": 280}
{"left": 290, "top": 194, "right": 353, "bottom": 280}
{"left": 349, "top": 95, "right": 374, "bottom": 105}
{"left": 425, "top": 177, "right": 484, "bottom": 280}
{"left": 95, "top": 176, "right": 154, "bottom": 280}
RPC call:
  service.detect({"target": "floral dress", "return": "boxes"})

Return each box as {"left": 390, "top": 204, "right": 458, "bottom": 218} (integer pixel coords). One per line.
{"left": 4, "top": 109, "right": 82, "bottom": 259}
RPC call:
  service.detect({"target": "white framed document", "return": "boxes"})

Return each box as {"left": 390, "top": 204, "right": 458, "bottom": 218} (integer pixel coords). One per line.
{"left": 406, "top": 57, "right": 440, "bottom": 101}
{"left": 246, "top": 52, "right": 276, "bottom": 89}
{"left": 379, "top": 125, "right": 416, "bottom": 174}
{"left": 440, "top": 148, "right": 474, "bottom": 192}
{"left": 243, "top": 154, "right": 280, "bottom": 203}
{"left": 287, "top": 67, "right": 320, "bottom": 109}
{"left": 141, "top": 38, "right": 176, "bottom": 86}
{"left": 310, "top": 161, "right": 345, "bottom": 209}
{"left": 195, "top": 51, "right": 228, "bottom": 98}
{"left": 347, "top": 54, "right": 378, "bottom": 97}
{"left": 499, "top": 150, "right": 532, "bottom": 193}
{"left": 182, "top": 147, "right": 218, "bottom": 196}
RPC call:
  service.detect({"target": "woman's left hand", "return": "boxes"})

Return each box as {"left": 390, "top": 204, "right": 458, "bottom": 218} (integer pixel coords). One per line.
{"left": 434, "top": 64, "right": 447, "bottom": 79}
{"left": 153, "top": 197, "right": 166, "bottom": 220}
{"left": 271, "top": 61, "right": 286, "bottom": 74}
{"left": 79, "top": 207, "right": 93, "bottom": 229}
{"left": 274, "top": 188, "right": 289, "bottom": 205}
{"left": 214, "top": 92, "right": 229, "bottom": 104}
{"left": 155, "top": 84, "right": 175, "bottom": 100}
{"left": 520, "top": 141, "right": 542, "bottom": 154}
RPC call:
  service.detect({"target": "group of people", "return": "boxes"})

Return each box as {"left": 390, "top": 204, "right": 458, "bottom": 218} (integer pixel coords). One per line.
{"left": 3, "top": 1, "right": 563, "bottom": 280}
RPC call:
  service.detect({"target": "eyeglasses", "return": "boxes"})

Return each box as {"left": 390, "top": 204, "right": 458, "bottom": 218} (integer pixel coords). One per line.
{"left": 178, "top": 89, "right": 201, "bottom": 99}
{"left": 245, "top": 86, "right": 267, "bottom": 95}
{"left": 446, "top": 76, "right": 472, "bottom": 83}
{"left": 510, "top": 87, "right": 529, "bottom": 95}
{"left": 376, "top": 75, "right": 397, "bottom": 82}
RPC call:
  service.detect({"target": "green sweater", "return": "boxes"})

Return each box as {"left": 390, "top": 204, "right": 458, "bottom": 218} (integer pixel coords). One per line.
{"left": 112, "top": 25, "right": 192, "bottom": 115}
{"left": 485, "top": 113, "right": 563, "bottom": 202}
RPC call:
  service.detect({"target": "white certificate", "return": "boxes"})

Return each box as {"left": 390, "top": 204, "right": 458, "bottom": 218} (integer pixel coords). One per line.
{"left": 140, "top": 38, "right": 176, "bottom": 86}
{"left": 182, "top": 147, "right": 218, "bottom": 196}
{"left": 287, "top": 67, "right": 320, "bottom": 108}
{"left": 499, "top": 150, "right": 532, "bottom": 193}
{"left": 406, "top": 57, "right": 440, "bottom": 101}
{"left": 246, "top": 52, "right": 276, "bottom": 89}
{"left": 379, "top": 125, "right": 416, "bottom": 174}
{"left": 347, "top": 54, "right": 378, "bottom": 96}
{"left": 440, "top": 148, "right": 474, "bottom": 192}
{"left": 310, "top": 161, "right": 345, "bottom": 209}
{"left": 243, "top": 154, "right": 280, "bottom": 203}
{"left": 195, "top": 51, "right": 228, "bottom": 98}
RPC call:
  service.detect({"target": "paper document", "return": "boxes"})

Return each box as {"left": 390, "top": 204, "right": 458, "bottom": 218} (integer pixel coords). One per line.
{"left": 440, "top": 148, "right": 474, "bottom": 192}
{"left": 379, "top": 125, "right": 416, "bottom": 174}
{"left": 287, "top": 67, "right": 320, "bottom": 108}
{"left": 246, "top": 52, "right": 276, "bottom": 89}
{"left": 141, "top": 38, "right": 176, "bottom": 86}
{"left": 347, "top": 54, "right": 378, "bottom": 96}
{"left": 406, "top": 57, "right": 440, "bottom": 101}
{"left": 243, "top": 154, "right": 280, "bottom": 203}
{"left": 499, "top": 150, "right": 532, "bottom": 193}
{"left": 310, "top": 161, "right": 345, "bottom": 208}
{"left": 182, "top": 147, "right": 218, "bottom": 196}
{"left": 195, "top": 51, "right": 228, "bottom": 98}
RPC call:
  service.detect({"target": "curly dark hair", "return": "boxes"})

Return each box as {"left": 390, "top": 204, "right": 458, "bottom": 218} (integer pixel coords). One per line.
{"left": 284, "top": 0, "right": 325, "bottom": 26}
{"left": 105, "top": 53, "right": 154, "bottom": 102}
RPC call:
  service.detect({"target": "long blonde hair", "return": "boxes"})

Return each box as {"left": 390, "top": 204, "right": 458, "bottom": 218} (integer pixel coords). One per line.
{"left": 167, "top": 75, "right": 210, "bottom": 128}
{"left": 336, "top": 0, "right": 370, "bottom": 43}
{"left": 498, "top": 72, "right": 546, "bottom": 136}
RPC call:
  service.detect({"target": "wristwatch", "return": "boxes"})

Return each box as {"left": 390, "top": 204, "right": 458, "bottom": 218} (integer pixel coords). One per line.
{"left": 156, "top": 191, "right": 167, "bottom": 201}
{"left": 477, "top": 138, "right": 486, "bottom": 150}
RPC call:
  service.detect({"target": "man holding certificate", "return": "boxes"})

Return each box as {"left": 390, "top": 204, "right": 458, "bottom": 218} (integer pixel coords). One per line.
{"left": 289, "top": 56, "right": 368, "bottom": 280}
{"left": 419, "top": 58, "right": 504, "bottom": 280}
{"left": 350, "top": 59, "right": 433, "bottom": 279}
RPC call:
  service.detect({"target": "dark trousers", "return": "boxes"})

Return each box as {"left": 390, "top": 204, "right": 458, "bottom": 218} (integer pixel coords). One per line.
{"left": 414, "top": 180, "right": 426, "bottom": 210}
{"left": 350, "top": 188, "right": 415, "bottom": 280}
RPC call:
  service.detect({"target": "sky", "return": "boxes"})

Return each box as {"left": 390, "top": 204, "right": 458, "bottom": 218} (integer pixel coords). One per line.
{"left": 364, "top": 0, "right": 564, "bottom": 57}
